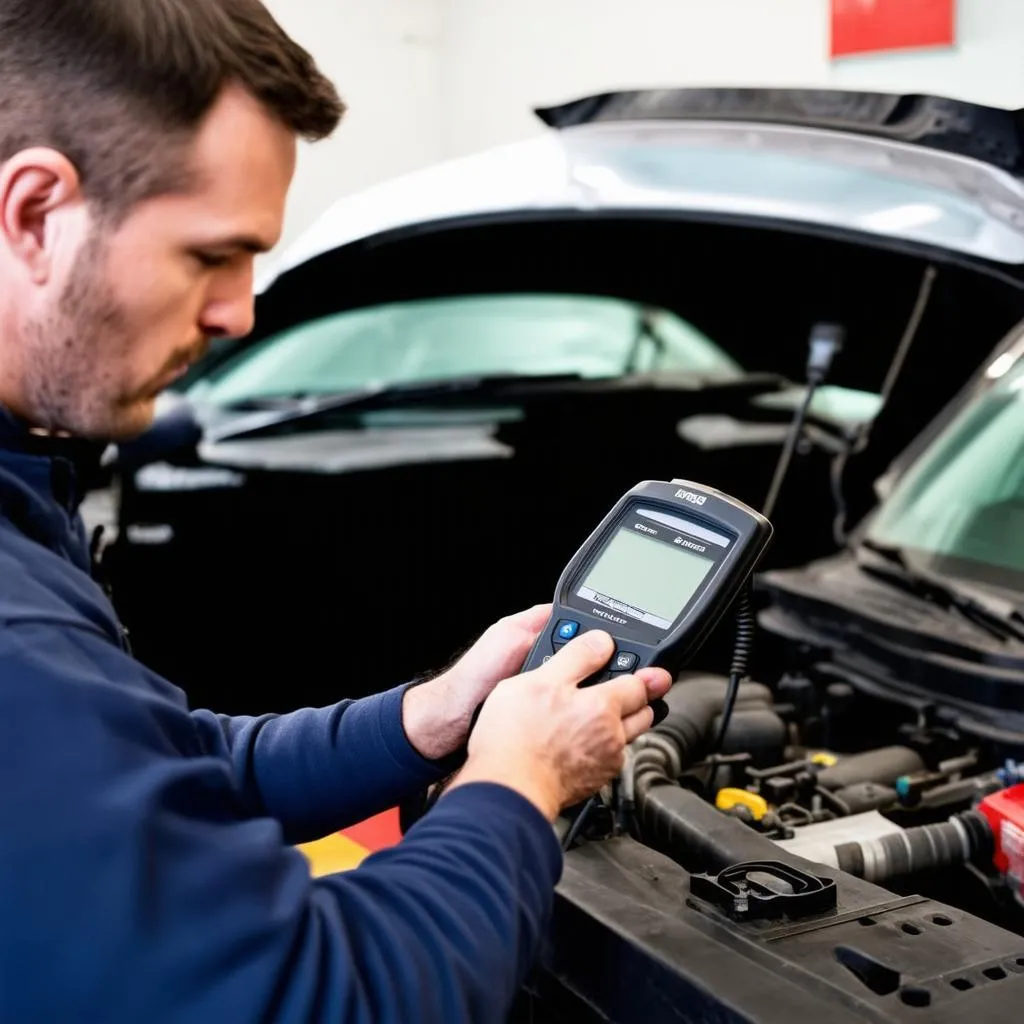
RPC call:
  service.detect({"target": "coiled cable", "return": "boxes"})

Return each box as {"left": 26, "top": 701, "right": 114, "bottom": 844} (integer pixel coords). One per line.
{"left": 711, "top": 588, "right": 754, "bottom": 754}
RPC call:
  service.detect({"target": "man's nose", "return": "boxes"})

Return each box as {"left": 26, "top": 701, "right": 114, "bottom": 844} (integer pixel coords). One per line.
{"left": 200, "top": 266, "right": 257, "bottom": 340}
{"left": 202, "top": 299, "right": 256, "bottom": 340}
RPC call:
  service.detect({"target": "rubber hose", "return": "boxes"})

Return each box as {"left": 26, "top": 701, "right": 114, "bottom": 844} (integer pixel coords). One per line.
{"left": 816, "top": 747, "right": 925, "bottom": 791}
{"left": 639, "top": 784, "right": 818, "bottom": 875}
{"left": 632, "top": 677, "right": 784, "bottom": 872}
{"left": 716, "top": 708, "right": 787, "bottom": 760}
{"left": 652, "top": 678, "right": 773, "bottom": 755}
{"left": 834, "top": 811, "right": 993, "bottom": 882}
{"left": 662, "top": 675, "right": 773, "bottom": 715}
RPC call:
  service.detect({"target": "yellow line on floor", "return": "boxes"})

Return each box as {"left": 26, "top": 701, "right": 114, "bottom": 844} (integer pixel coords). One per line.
{"left": 298, "top": 834, "right": 370, "bottom": 877}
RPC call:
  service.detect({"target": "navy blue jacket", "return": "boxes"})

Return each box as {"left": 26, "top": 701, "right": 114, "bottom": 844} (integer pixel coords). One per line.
{"left": 0, "top": 408, "right": 562, "bottom": 1022}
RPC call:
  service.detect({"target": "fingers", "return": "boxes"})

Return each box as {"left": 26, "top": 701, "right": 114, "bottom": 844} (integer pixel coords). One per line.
{"left": 535, "top": 630, "right": 615, "bottom": 686}
{"left": 453, "top": 605, "right": 555, "bottom": 689}
{"left": 600, "top": 673, "right": 650, "bottom": 717}
{"left": 502, "top": 604, "right": 553, "bottom": 634}
{"left": 636, "top": 668, "right": 672, "bottom": 702}
{"left": 622, "top": 705, "right": 656, "bottom": 744}
{"left": 487, "top": 604, "right": 553, "bottom": 654}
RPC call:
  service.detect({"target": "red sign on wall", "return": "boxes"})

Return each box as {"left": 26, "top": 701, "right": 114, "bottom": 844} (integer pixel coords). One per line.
{"left": 831, "top": 0, "right": 956, "bottom": 59}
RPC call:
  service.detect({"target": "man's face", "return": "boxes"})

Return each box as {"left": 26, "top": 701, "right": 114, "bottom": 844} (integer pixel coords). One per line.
{"left": 12, "top": 84, "right": 297, "bottom": 440}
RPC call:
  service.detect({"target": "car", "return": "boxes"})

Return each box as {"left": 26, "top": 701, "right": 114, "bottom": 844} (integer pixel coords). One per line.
{"left": 105, "top": 87, "right": 1024, "bottom": 715}
{"left": 312, "top": 302, "right": 1024, "bottom": 1023}
{"left": 761, "top": 326, "right": 1024, "bottom": 757}
{"left": 513, "top": 323, "right": 1024, "bottom": 1022}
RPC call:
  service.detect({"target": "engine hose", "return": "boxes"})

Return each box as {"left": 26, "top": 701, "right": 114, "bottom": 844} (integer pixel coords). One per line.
{"left": 655, "top": 678, "right": 773, "bottom": 753}
{"left": 638, "top": 783, "right": 817, "bottom": 875}
{"left": 712, "top": 589, "right": 755, "bottom": 754}
{"left": 833, "top": 810, "right": 993, "bottom": 883}
{"left": 633, "top": 677, "right": 775, "bottom": 793}
{"left": 629, "top": 676, "right": 785, "bottom": 871}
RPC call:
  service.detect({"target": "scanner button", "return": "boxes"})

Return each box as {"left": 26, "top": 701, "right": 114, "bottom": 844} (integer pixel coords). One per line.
{"left": 555, "top": 620, "right": 580, "bottom": 642}
{"left": 612, "top": 651, "right": 639, "bottom": 673}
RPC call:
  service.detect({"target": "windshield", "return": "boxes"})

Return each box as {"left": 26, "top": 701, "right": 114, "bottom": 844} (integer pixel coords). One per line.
{"left": 186, "top": 294, "right": 741, "bottom": 407}
{"left": 868, "top": 353, "right": 1024, "bottom": 594}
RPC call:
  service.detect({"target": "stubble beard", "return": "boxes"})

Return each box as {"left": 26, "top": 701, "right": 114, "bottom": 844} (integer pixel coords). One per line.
{"left": 21, "top": 232, "right": 146, "bottom": 441}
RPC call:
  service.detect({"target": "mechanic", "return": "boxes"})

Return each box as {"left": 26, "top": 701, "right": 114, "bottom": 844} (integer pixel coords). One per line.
{"left": 0, "top": 1, "right": 672, "bottom": 1021}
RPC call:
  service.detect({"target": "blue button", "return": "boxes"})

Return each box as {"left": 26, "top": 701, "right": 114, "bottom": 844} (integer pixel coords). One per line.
{"left": 556, "top": 620, "right": 580, "bottom": 641}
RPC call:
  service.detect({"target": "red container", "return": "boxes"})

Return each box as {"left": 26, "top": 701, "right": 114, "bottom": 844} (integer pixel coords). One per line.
{"left": 979, "top": 784, "right": 1024, "bottom": 891}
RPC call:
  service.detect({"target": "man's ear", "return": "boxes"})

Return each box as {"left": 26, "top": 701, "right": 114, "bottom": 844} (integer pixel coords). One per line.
{"left": 0, "top": 148, "right": 85, "bottom": 285}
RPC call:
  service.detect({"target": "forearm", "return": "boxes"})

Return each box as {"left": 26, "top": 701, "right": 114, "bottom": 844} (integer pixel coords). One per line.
{"left": 310, "top": 784, "right": 564, "bottom": 1022}
{"left": 36, "top": 782, "right": 563, "bottom": 1024}
{"left": 192, "top": 683, "right": 448, "bottom": 842}
{"left": 192, "top": 613, "right": 544, "bottom": 839}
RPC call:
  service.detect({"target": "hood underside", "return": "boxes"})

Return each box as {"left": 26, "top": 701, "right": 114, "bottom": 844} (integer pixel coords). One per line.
{"left": 536, "top": 88, "right": 1024, "bottom": 177}
{"left": 260, "top": 88, "right": 1024, "bottom": 296}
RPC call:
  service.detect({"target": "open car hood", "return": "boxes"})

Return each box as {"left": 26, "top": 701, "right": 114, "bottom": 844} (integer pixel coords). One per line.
{"left": 259, "top": 88, "right": 1024, "bottom": 295}
{"left": 536, "top": 88, "right": 1024, "bottom": 173}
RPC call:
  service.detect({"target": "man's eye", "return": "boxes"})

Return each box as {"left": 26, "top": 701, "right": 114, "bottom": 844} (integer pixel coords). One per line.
{"left": 193, "top": 251, "right": 231, "bottom": 269}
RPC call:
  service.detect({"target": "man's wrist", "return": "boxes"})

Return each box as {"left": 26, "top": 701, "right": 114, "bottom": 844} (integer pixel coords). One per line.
{"left": 401, "top": 672, "right": 469, "bottom": 763}
{"left": 446, "top": 756, "right": 563, "bottom": 823}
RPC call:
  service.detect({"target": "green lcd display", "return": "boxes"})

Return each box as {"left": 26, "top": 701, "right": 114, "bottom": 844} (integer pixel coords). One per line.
{"left": 578, "top": 528, "right": 715, "bottom": 630}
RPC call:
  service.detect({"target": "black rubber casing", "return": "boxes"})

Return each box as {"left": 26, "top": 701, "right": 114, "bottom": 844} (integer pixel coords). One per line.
{"left": 521, "top": 479, "right": 773, "bottom": 682}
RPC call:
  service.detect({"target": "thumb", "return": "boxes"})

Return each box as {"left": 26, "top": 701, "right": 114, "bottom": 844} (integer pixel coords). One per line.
{"left": 534, "top": 630, "right": 614, "bottom": 687}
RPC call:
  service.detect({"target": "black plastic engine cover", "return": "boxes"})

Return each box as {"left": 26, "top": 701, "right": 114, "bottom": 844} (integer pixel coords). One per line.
{"left": 523, "top": 837, "right": 1024, "bottom": 1023}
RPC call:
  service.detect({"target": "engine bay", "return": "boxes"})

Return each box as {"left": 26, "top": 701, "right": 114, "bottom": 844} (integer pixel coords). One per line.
{"left": 520, "top": 670, "right": 1024, "bottom": 1022}
{"left": 565, "top": 669, "right": 1024, "bottom": 916}
{"left": 644, "top": 672, "right": 1024, "bottom": 921}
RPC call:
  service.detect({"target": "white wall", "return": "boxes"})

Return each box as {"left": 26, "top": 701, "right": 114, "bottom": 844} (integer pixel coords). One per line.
{"left": 441, "top": 0, "right": 1024, "bottom": 159}
{"left": 440, "top": 0, "right": 827, "bottom": 156}
{"left": 262, "top": 0, "right": 444, "bottom": 252}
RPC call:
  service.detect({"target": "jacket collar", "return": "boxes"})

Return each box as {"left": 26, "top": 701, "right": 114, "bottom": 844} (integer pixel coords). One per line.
{"left": 0, "top": 406, "right": 107, "bottom": 511}
{"left": 0, "top": 405, "right": 108, "bottom": 571}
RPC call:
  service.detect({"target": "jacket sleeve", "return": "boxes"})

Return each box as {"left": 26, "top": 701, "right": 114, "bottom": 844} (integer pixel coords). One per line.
{"left": 0, "top": 621, "right": 563, "bottom": 1024}
{"left": 190, "top": 685, "right": 447, "bottom": 843}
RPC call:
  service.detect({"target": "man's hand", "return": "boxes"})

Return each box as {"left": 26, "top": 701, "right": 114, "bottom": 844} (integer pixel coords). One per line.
{"left": 402, "top": 604, "right": 553, "bottom": 762}
{"left": 446, "top": 631, "right": 673, "bottom": 821}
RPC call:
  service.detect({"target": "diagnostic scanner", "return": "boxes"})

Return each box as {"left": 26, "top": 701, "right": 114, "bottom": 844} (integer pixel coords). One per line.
{"left": 522, "top": 480, "right": 773, "bottom": 683}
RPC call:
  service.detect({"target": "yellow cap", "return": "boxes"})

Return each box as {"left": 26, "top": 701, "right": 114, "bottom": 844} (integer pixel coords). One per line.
{"left": 716, "top": 788, "right": 769, "bottom": 821}
{"left": 810, "top": 752, "right": 839, "bottom": 768}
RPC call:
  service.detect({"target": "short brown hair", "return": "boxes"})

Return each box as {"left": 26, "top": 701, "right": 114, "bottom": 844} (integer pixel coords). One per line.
{"left": 0, "top": 0, "right": 345, "bottom": 215}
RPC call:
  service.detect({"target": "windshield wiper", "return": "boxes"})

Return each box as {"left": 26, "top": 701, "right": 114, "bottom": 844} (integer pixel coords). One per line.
{"left": 224, "top": 373, "right": 586, "bottom": 412}
{"left": 208, "top": 369, "right": 789, "bottom": 444}
{"left": 235, "top": 373, "right": 586, "bottom": 408}
{"left": 210, "top": 373, "right": 588, "bottom": 440}
{"left": 856, "top": 537, "right": 1024, "bottom": 644}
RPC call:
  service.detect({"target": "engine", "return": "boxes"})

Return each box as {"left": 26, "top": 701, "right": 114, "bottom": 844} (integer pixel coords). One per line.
{"left": 582, "top": 673, "right": 1024, "bottom": 935}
